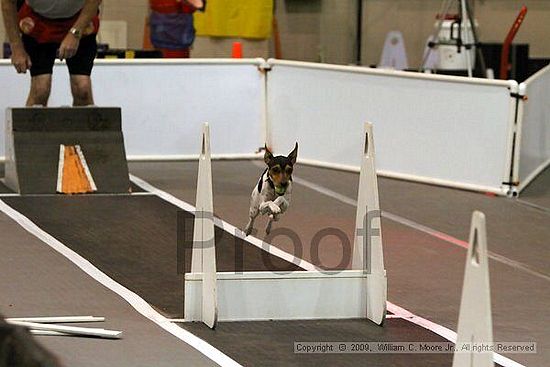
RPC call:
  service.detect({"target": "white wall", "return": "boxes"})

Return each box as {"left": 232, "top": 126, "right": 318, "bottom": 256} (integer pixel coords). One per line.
{"left": 0, "top": 59, "right": 265, "bottom": 159}
{"left": 3, "top": 1, "right": 550, "bottom": 65}
{"left": 361, "top": 0, "right": 550, "bottom": 67}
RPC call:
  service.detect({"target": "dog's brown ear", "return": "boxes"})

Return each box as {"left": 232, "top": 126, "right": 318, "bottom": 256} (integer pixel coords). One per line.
{"left": 264, "top": 144, "right": 274, "bottom": 165}
{"left": 288, "top": 142, "right": 298, "bottom": 165}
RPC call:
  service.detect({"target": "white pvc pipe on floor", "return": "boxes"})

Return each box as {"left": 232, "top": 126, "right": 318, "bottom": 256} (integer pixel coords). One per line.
{"left": 7, "top": 320, "right": 122, "bottom": 339}
{"left": 6, "top": 316, "right": 105, "bottom": 323}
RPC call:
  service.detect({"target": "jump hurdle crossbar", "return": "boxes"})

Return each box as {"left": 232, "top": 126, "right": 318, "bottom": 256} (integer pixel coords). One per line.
{"left": 186, "top": 122, "right": 387, "bottom": 327}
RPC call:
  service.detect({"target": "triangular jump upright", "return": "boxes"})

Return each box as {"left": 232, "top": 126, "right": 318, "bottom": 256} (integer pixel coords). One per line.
{"left": 352, "top": 122, "right": 387, "bottom": 325}
{"left": 190, "top": 122, "right": 218, "bottom": 329}
{"left": 453, "top": 211, "right": 494, "bottom": 367}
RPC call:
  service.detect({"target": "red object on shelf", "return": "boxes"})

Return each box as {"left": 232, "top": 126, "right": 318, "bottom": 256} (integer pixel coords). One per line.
{"left": 273, "top": 15, "right": 282, "bottom": 59}
{"left": 500, "top": 6, "right": 528, "bottom": 80}
{"left": 149, "top": 0, "right": 195, "bottom": 14}
{"left": 436, "top": 13, "right": 460, "bottom": 21}
{"left": 160, "top": 48, "right": 190, "bottom": 58}
{"left": 143, "top": 17, "right": 154, "bottom": 49}
{"left": 232, "top": 42, "right": 243, "bottom": 58}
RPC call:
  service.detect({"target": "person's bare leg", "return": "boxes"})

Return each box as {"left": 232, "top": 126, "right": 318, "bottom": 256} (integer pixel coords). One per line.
{"left": 26, "top": 74, "right": 52, "bottom": 106}
{"left": 70, "top": 75, "right": 94, "bottom": 106}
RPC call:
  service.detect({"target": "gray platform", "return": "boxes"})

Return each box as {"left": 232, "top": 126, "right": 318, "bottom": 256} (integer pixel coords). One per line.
{"left": 4, "top": 107, "right": 131, "bottom": 194}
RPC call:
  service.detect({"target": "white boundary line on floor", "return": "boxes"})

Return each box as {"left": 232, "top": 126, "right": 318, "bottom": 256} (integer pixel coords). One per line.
{"left": 0, "top": 199, "right": 242, "bottom": 367}
{"left": 292, "top": 175, "right": 550, "bottom": 283}
{"left": 515, "top": 198, "right": 550, "bottom": 214}
{"left": 386, "top": 304, "right": 525, "bottom": 367}
{"left": 129, "top": 174, "right": 320, "bottom": 272}
{"left": 131, "top": 171, "right": 524, "bottom": 367}
{"left": 0, "top": 192, "right": 155, "bottom": 198}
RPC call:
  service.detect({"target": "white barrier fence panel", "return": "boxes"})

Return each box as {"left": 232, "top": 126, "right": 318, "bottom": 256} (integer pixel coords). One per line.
{"left": 517, "top": 65, "right": 550, "bottom": 193}
{"left": 267, "top": 59, "right": 516, "bottom": 194}
{"left": 3, "top": 58, "right": 531, "bottom": 195}
{"left": 0, "top": 59, "right": 265, "bottom": 160}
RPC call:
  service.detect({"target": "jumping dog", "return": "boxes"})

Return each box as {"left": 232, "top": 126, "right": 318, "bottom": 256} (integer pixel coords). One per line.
{"left": 244, "top": 143, "right": 298, "bottom": 236}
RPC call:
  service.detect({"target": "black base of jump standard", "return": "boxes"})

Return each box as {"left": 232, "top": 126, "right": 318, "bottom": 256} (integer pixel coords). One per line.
{"left": 4, "top": 107, "right": 131, "bottom": 194}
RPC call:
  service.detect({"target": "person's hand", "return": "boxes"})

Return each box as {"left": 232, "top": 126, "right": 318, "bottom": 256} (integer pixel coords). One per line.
{"left": 184, "top": 0, "right": 204, "bottom": 9}
{"left": 11, "top": 44, "right": 32, "bottom": 74}
{"left": 58, "top": 32, "right": 80, "bottom": 60}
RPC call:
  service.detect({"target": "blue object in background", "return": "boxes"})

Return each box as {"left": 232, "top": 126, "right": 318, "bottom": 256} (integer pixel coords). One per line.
{"left": 149, "top": 12, "right": 195, "bottom": 50}
{"left": 3, "top": 42, "right": 12, "bottom": 59}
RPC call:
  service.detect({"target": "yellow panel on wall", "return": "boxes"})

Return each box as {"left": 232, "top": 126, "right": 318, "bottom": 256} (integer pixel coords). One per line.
{"left": 194, "top": 0, "right": 273, "bottom": 39}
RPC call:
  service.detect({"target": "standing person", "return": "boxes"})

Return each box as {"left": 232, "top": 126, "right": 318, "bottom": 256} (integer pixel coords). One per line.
{"left": 1, "top": 0, "right": 101, "bottom": 106}
{"left": 149, "top": 0, "right": 204, "bottom": 58}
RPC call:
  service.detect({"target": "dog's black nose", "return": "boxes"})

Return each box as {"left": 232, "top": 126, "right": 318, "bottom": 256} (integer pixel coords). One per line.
{"left": 280, "top": 181, "right": 289, "bottom": 188}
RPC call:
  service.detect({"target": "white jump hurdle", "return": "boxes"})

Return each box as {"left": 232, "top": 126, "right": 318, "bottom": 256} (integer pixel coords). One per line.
{"left": 190, "top": 122, "right": 218, "bottom": 329}
{"left": 352, "top": 122, "right": 387, "bottom": 325}
{"left": 453, "top": 211, "right": 494, "bottom": 367}
{"left": 185, "top": 122, "right": 387, "bottom": 327}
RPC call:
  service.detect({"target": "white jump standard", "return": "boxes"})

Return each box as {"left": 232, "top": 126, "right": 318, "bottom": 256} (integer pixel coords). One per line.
{"left": 185, "top": 122, "right": 387, "bottom": 327}
{"left": 190, "top": 122, "right": 218, "bottom": 329}
{"left": 452, "top": 211, "right": 494, "bottom": 367}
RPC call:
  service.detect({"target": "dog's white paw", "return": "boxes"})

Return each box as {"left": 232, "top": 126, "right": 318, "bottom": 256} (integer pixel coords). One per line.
{"left": 274, "top": 196, "right": 289, "bottom": 210}
{"left": 259, "top": 202, "right": 270, "bottom": 214}
{"left": 268, "top": 202, "right": 281, "bottom": 214}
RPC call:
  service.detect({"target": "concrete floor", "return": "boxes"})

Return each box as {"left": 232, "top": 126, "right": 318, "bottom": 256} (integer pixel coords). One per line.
{"left": 129, "top": 160, "right": 550, "bottom": 367}
{"left": 0, "top": 210, "right": 216, "bottom": 367}
{"left": 519, "top": 166, "right": 550, "bottom": 211}
{"left": 0, "top": 160, "right": 548, "bottom": 366}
